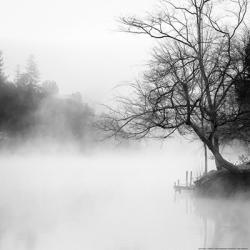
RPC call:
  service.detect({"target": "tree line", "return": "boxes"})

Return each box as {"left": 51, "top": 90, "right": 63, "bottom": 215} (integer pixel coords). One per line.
{"left": 0, "top": 52, "right": 95, "bottom": 147}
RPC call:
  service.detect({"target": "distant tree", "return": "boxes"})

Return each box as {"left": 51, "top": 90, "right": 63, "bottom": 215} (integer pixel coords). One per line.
{"left": 0, "top": 51, "right": 96, "bottom": 146}
{"left": 41, "top": 80, "right": 59, "bottom": 96}
{"left": 0, "top": 81, "right": 44, "bottom": 136}
{"left": 0, "top": 51, "right": 6, "bottom": 84}
{"left": 70, "top": 92, "right": 82, "bottom": 103}
{"left": 34, "top": 92, "right": 95, "bottom": 142}
{"left": 15, "top": 55, "right": 40, "bottom": 87}
{"left": 14, "top": 64, "right": 21, "bottom": 85}
{"left": 101, "top": 0, "right": 249, "bottom": 173}
{"left": 16, "top": 73, "right": 31, "bottom": 87}
{"left": 25, "top": 55, "right": 39, "bottom": 84}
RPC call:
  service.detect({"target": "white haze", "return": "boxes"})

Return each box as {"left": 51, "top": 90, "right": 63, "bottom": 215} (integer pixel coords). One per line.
{"left": 0, "top": 0, "right": 250, "bottom": 249}
{"left": 0, "top": 0, "right": 249, "bottom": 106}
{"left": 0, "top": 0, "right": 158, "bottom": 105}
{"left": 0, "top": 147, "right": 249, "bottom": 250}
{"left": 0, "top": 148, "right": 206, "bottom": 250}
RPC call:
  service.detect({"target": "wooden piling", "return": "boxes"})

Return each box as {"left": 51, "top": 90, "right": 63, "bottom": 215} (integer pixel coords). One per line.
{"left": 174, "top": 171, "right": 194, "bottom": 192}
{"left": 186, "top": 171, "right": 188, "bottom": 187}
{"left": 190, "top": 171, "right": 193, "bottom": 186}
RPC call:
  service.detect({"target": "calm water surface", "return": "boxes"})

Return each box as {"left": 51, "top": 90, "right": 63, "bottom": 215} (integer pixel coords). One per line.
{"left": 0, "top": 155, "right": 249, "bottom": 250}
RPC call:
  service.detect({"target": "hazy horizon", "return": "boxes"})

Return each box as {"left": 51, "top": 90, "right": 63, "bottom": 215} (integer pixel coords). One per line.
{"left": 0, "top": 0, "right": 250, "bottom": 249}
{"left": 0, "top": 0, "right": 159, "bottom": 106}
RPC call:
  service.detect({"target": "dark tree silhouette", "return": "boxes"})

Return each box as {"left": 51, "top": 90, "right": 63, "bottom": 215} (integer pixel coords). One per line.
{"left": 0, "top": 52, "right": 96, "bottom": 146}
{"left": 101, "top": 0, "right": 249, "bottom": 173}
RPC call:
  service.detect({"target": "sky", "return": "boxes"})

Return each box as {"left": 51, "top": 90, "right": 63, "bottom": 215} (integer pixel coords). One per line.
{"left": 0, "top": 0, "right": 249, "bottom": 106}
{"left": 0, "top": 0, "right": 158, "bottom": 105}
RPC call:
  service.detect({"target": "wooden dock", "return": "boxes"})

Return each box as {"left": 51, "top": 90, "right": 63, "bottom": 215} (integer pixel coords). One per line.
{"left": 174, "top": 171, "right": 195, "bottom": 192}
{"left": 174, "top": 184, "right": 194, "bottom": 192}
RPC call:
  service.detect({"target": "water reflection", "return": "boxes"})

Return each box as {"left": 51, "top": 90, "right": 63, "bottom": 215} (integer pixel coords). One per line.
{"left": 0, "top": 155, "right": 250, "bottom": 249}
{"left": 193, "top": 196, "right": 250, "bottom": 249}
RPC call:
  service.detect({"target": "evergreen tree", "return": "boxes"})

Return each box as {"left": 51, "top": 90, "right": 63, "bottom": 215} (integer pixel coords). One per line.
{"left": 15, "top": 55, "right": 40, "bottom": 86}
{"left": 0, "top": 51, "right": 6, "bottom": 84}
{"left": 41, "top": 80, "right": 59, "bottom": 96}
{"left": 14, "top": 64, "right": 21, "bottom": 85}
{"left": 25, "top": 55, "right": 39, "bottom": 85}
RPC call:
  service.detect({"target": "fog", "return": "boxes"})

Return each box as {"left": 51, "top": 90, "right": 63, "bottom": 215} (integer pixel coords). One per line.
{"left": 0, "top": 149, "right": 248, "bottom": 250}
{"left": 0, "top": 0, "right": 158, "bottom": 105}
{"left": 0, "top": 0, "right": 250, "bottom": 249}
{"left": 0, "top": 151, "right": 207, "bottom": 250}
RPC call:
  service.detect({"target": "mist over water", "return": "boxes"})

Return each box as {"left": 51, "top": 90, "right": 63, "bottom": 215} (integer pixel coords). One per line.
{"left": 0, "top": 2, "right": 249, "bottom": 249}
{"left": 0, "top": 145, "right": 248, "bottom": 250}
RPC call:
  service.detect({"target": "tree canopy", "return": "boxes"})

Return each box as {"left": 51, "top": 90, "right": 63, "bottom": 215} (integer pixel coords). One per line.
{"left": 220, "top": 33, "right": 250, "bottom": 143}
{"left": 0, "top": 53, "right": 96, "bottom": 147}
{"left": 101, "top": 0, "right": 250, "bottom": 173}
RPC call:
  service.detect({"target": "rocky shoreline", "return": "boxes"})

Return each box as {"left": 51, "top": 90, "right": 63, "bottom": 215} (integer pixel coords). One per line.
{"left": 195, "top": 168, "right": 250, "bottom": 197}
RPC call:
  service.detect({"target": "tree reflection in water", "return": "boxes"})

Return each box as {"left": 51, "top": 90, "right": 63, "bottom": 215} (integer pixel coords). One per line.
{"left": 194, "top": 196, "right": 250, "bottom": 248}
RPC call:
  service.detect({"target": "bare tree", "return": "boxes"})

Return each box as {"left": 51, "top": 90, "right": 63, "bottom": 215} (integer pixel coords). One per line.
{"left": 101, "top": 0, "right": 249, "bottom": 173}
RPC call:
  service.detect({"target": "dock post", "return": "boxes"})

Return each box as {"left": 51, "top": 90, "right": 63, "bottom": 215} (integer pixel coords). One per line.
{"left": 186, "top": 171, "right": 188, "bottom": 187}
{"left": 190, "top": 171, "right": 193, "bottom": 186}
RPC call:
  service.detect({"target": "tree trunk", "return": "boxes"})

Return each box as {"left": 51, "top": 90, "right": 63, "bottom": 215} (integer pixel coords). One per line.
{"left": 213, "top": 135, "right": 222, "bottom": 171}
{"left": 190, "top": 123, "right": 240, "bottom": 173}
{"left": 212, "top": 151, "right": 239, "bottom": 173}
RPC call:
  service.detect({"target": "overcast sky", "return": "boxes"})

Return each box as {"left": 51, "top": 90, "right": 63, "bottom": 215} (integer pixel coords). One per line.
{"left": 0, "top": 0, "right": 249, "bottom": 105}
{"left": 0, "top": 0, "right": 158, "bottom": 105}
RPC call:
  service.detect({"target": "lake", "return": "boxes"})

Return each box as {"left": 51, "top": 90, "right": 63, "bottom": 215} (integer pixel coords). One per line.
{"left": 0, "top": 153, "right": 248, "bottom": 250}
